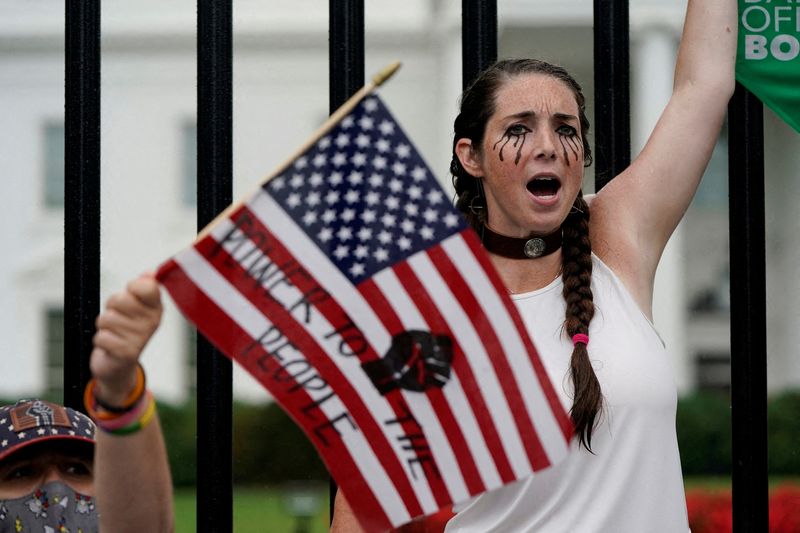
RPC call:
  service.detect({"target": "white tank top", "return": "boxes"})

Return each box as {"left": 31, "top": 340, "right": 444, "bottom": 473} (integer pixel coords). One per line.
{"left": 445, "top": 255, "right": 689, "bottom": 533}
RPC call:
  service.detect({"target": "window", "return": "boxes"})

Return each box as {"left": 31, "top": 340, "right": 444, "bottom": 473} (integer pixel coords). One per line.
{"left": 43, "top": 122, "right": 65, "bottom": 208}
{"left": 182, "top": 121, "right": 197, "bottom": 207}
{"left": 44, "top": 307, "right": 65, "bottom": 397}
{"left": 695, "top": 351, "right": 731, "bottom": 393}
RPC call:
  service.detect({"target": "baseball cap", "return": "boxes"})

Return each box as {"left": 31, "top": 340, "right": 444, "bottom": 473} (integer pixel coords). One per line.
{"left": 0, "top": 399, "right": 95, "bottom": 463}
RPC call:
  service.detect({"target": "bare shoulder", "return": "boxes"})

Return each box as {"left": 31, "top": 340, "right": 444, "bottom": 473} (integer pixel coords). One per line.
{"left": 587, "top": 188, "right": 656, "bottom": 320}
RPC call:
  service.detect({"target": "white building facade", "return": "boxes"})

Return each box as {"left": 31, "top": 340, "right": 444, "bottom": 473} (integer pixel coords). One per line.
{"left": 1, "top": 0, "right": 798, "bottom": 404}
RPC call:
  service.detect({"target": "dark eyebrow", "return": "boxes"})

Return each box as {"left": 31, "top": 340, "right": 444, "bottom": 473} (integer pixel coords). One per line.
{"left": 553, "top": 112, "right": 578, "bottom": 122}
{"left": 502, "top": 111, "right": 578, "bottom": 122}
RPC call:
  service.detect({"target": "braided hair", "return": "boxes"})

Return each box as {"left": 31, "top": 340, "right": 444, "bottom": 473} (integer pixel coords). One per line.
{"left": 451, "top": 59, "right": 602, "bottom": 450}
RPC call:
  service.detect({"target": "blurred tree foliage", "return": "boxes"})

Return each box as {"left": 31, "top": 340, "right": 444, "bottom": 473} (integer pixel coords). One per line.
{"left": 676, "top": 389, "right": 800, "bottom": 477}
{"left": 157, "top": 400, "right": 327, "bottom": 487}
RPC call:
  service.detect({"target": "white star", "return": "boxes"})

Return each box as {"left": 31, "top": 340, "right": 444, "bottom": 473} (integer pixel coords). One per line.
{"left": 337, "top": 227, "right": 353, "bottom": 241}
{"left": 392, "top": 162, "right": 407, "bottom": 176}
{"left": 408, "top": 185, "right": 422, "bottom": 200}
{"left": 306, "top": 191, "right": 321, "bottom": 207}
{"left": 355, "top": 133, "right": 371, "bottom": 148}
{"left": 17, "top": 432, "right": 26, "bottom": 439}
{"left": 37, "top": 428, "right": 46, "bottom": 435}
{"left": 335, "top": 133, "right": 350, "bottom": 147}
{"left": 1, "top": 439, "right": 7, "bottom": 447}
{"left": 309, "top": 173, "right": 324, "bottom": 187}
{"left": 341, "top": 208, "right": 356, "bottom": 222}
{"left": 379, "top": 120, "right": 395, "bottom": 136}
{"left": 378, "top": 231, "right": 392, "bottom": 244}
{"left": 381, "top": 213, "right": 396, "bottom": 227}
{"left": 318, "top": 228, "right": 334, "bottom": 242}
{"left": 318, "top": 136, "right": 332, "bottom": 149}
{"left": 358, "top": 227, "right": 373, "bottom": 241}
{"left": 358, "top": 116, "right": 374, "bottom": 130}
{"left": 411, "top": 166, "right": 427, "bottom": 181}
{"left": 364, "top": 98, "right": 379, "bottom": 112}
{"left": 376, "top": 138, "right": 391, "bottom": 152}
{"left": 332, "top": 152, "right": 348, "bottom": 167}
{"left": 354, "top": 245, "right": 369, "bottom": 259}
{"left": 7, "top": 425, "right": 13, "bottom": 431}
{"left": 68, "top": 430, "right": 76, "bottom": 436}
{"left": 348, "top": 171, "right": 363, "bottom": 185}
{"left": 334, "top": 245, "right": 350, "bottom": 259}
{"left": 395, "top": 143, "right": 411, "bottom": 158}
{"left": 290, "top": 174, "right": 304, "bottom": 188}
{"left": 388, "top": 179, "right": 403, "bottom": 193}
{"left": 368, "top": 173, "right": 384, "bottom": 187}
{"left": 287, "top": 193, "right": 302, "bottom": 208}
{"left": 271, "top": 176, "right": 286, "bottom": 190}
{"left": 421, "top": 226, "right": 435, "bottom": 240}
{"left": 365, "top": 191, "right": 380, "bottom": 205}
{"left": 302, "top": 211, "right": 318, "bottom": 226}
{"left": 401, "top": 219, "right": 415, "bottom": 233}
{"left": 325, "top": 190, "right": 340, "bottom": 205}
{"left": 444, "top": 212, "right": 461, "bottom": 227}
{"left": 349, "top": 263, "right": 366, "bottom": 277}
{"left": 398, "top": 236, "right": 412, "bottom": 250}
{"left": 322, "top": 210, "right": 337, "bottom": 223}
{"left": 361, "top": 209, "right": 377, "bottom": 223}
{"left": 374, "top": 248, "right": 389, "bottom": 262}
{"left": 51, "top": 429, "right": 58, "bottom": 435}
{"left": 312, "top": 154, "right": 327, "bottom": 168}
{"left": 329, "top": 172, "right": 344, "bottom": 186}
{"left": 294, "top": 156, "right": 308, "bottom": 169}
{"left": 404, "top": 203, "right": 419, "bottom": 217}
{"left": 385, "top": 196, "right": 400, "bottom": 210}
{"left": 341, "top": 116, "right": 355, "bottom": 129}
{"left": 345, "top": 190, "right": 360, "bottom": 204}
{"left": 423, "top": 208, "right": 439, "bottom": 223}
{"left": 427, "top": 189, "right": 444, "bottom": 204}
{"left": 373, "top": 156, "right": 387, "bottom": 170}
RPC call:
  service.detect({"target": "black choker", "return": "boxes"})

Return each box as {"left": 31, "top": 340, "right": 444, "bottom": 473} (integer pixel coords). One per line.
{"left": 480, "top": 224, "right": 562, "bottom": 259}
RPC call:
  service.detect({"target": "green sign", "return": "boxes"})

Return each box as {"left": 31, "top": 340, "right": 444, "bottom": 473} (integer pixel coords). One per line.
{"left": 737, "top": 0, "right": 800, "bottom": 133}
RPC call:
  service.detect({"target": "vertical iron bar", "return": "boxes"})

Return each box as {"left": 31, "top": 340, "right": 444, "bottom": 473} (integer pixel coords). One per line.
{"left": 461, "top": 0, "right": 497, "bottom": 89}
{"left": 197, "top": 1, "right": 234, "bottom": 531}
{"left": 593, "top": 0, "right": 630, "bottom": 190}
{"left": 329, "top": 0, "right": 364, "bottom": 111}
{"left": 727, "top": 83, "right": 768, "bottom": 533}
{"left": 64, "top": 0, "right": 101, "bottom": 410}
{"left": 328, "top": 0, "right": 364, "bottom": 517}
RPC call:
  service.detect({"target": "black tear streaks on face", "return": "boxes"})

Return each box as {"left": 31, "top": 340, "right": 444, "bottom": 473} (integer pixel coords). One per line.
{"left": 493, "top": 130, "right": 529, "bottom": 165}
{"left": 558, "top": 133, "right": 581, "bottom": 167}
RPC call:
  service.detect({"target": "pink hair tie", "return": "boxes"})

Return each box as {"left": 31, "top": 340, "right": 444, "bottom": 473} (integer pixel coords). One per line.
{"left": 572, "top": 333, "right": 589, "bottom": 346}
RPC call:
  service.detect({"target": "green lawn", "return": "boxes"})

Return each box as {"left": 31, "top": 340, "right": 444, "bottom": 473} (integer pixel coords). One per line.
{"left": 174, "top": 487, "right": 330, "bottom": 533}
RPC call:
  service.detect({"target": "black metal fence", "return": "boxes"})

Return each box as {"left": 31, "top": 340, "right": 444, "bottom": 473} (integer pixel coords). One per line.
{"left": 63, "top": 0, "right": 767, "bottom": 531}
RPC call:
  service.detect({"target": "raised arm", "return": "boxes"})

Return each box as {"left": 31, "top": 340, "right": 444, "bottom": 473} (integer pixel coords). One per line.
{"left": 90, "top": 274, "right": 174, "bottom": 533}
{"left": 591, "top": 0, "right": 738, "bottom": 311}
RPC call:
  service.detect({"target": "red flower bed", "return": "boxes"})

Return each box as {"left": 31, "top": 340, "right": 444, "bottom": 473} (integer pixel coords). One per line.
{"left": 686, "top": 484, "right": 800, "bottom": 533}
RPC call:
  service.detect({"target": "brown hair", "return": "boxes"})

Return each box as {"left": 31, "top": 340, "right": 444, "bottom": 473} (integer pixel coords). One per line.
{"left": 451, "top": 59, "right": 602, "bottom": 450}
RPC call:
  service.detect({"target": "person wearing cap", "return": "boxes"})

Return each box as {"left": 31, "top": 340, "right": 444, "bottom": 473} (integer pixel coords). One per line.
{"left": 0, "top": 274, "right": 173, "bottom": 533}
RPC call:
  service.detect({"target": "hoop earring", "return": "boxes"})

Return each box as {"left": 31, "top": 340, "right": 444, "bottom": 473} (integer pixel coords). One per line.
{"left": 469, "top": 178, "right": 486, "bottom": 215}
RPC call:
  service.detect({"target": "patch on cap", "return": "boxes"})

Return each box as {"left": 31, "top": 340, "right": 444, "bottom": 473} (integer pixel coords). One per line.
{"left": 10, "top": 400, "right": 72, "bottom": 432}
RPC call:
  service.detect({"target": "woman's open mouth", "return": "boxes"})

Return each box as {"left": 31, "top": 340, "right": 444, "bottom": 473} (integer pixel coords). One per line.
{"left": 526, "top": 176, "right": 561, "bottom": 199}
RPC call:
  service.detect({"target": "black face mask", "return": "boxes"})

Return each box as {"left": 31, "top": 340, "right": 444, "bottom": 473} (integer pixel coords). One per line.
{"left": 0, "top": 480, "right": 98, "bottom": 533}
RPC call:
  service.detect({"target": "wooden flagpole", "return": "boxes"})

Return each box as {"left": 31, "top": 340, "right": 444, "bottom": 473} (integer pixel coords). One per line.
{"left": 196, "top": 61, "right": 401, "bottom": 240}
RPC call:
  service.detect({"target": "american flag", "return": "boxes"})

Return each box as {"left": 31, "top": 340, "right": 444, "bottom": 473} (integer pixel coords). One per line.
{"left": 157, "top": 94, "right": 572, "bottom": 532}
